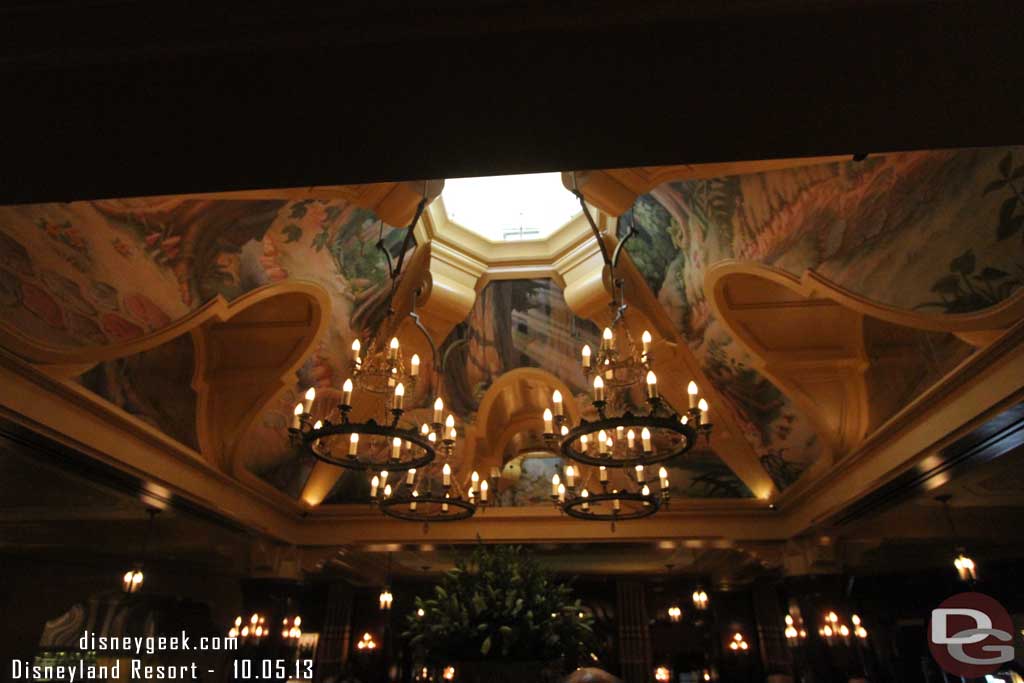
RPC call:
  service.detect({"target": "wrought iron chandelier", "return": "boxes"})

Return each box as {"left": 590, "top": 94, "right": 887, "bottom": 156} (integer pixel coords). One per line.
{"left": 370, "top": 384, "right": 493, "bottom": 524}
{"left": 288, "top": 195, "right": 439, "bottom": 474}
{"left": 541, "top": 177, "right": 714, "bottom": 521}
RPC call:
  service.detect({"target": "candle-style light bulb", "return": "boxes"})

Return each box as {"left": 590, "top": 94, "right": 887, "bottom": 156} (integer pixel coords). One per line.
{"left": 641, "top": 427, "right": 652, "bottom": 452}
{"left": 543, "top": 408, "right": 554, "bottom": 434}
{"left": 551, "top": 473, "right": 561, "bottom": 497}
{"left": 580, "top": 434, "right": 589, "bottom": 451}
{"left": 480, "top": 479, "right": 489, "bottom": 502}
{"left": 635, "top": 464, "right": 645, "bottom": 483}
{"left": 370, "top": 475, "right": 379, "bottom": 497}
{"left": 292, "top": 402, "right": 304, "bottom": 429}
{"left": 552, "top": 390, "right": 563, "bottom": 416}
{"left": 349, "top": 432, "right": 359, "bottom": 456}
{"left": 601, "top": 327, "right": 613, "bottom": 350}
{"left": 598, "top": 429, "right": 609, "bottom": 454}
{"left": 433, "top": 397, "right": 444, "bottom": 425}
{"left": 557, "top": 483, "right": 566, "bottom": 503}
{"left": 388, "top": 336, "right": 399, "bottom": 360}
{"left": 687, "top": 381, "right": 699, "bottom": 409}
{"left": 613, "top": 491, "right": 621, "bottom": 511}
{"left": 391, "top": 437, "right": 401, "bottom": 460}
{"left": 599, "top": 465, "right": 608, "bottom": 483}
{"left": 392, "top": 382, "right": 405, "bottom": 410}
{"left": 581, "top": 488, "right": 590, "bottom": 511}
{"left": 383, "top": 484, "right": 392, "bottom": 498}
{"left": 303, "top": 387, "right": 316, "bottom": 413}
{"left": 471, "top": 471, "right": 479, "bottom": 493}
{"left": 410, "top": 489, "right": 418, "bottom": 511}
{"left": 565, "top": 465, "right": 576, "bottom": 488}
{"left": 312, "top": 420, "right": 323, "bottom": 450}
{"left": 646, "top": 370, "right": 658, "bottom": 399}
{"left": 593, "top": 375, "right": 605, "bottom": 402}
{"left": 410, "top": 353, "right": 420, "bottom": 377}
{"left": 641, "top": 330, "right": 652, "bottom": 354}
{"left": 698, "top": 398, "right": 709, "bottom": 422}
{"left": 352, "top": 339, "right": 362, "bottom": 365}
{"left": 581, "top": 344, "right": 592, "bottom": 368}
{"left": 442, "top": 463, "right": 451, "bottom": 487}
{"left": 627, "top": 429, "right": 636, "bottom": 449}
{"left": 406, "top": 468, "right": 416, "bottom": 485}
{"left": 659, "top": 466, "right": 669, "bottom": 490}
{"left": 342, "top": 378, "right": 353, "bottom": 406}
{"left": 561, "top": 425, "right": 569, "bottom": 437}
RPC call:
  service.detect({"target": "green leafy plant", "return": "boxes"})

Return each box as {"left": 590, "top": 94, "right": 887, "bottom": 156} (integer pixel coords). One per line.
{"left": 403, "top": 545, "right": 594, "bottom": 666}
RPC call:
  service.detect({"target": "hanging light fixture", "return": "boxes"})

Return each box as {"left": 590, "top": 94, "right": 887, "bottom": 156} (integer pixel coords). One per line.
{"left": 654, "top": 666, "right": 672, "bottom": 682}
{"left": 121, "top": 508, "right": 158, "bottom": 594}
{"left": 229, "top": 614, "right": 270, "bottom": 644}
{"left": 728, "top": 632, "right": 750, "bottom": 652}
{"left": 851, "top": 613, "right": 869, "bottom": 640}
{"left": 667, "top": 605, "right": 683, "bottom": 623}
{"left": 288, "top": 194, "right": 440, "bottom": 474}
{"left": 368, "top": 309, "right": 499, "bottom": 524}
{"left": 281, "top": 616, "right": 303, "bottom": 640}
{"left": 692, "top": 586, "right": 710, "bottom": 611}
{"left": 937, "top": 494, "right": 979, "bottom": 583}
{"left": 379, "top": 553, "right": 394, "bottom": 610}
{"left": 356, "top": 632, "right": 378, "bottom": 652}
{"left": 784, "top": 614, "right": 807, "bottom": 645}
{"left": 541, "top": 178, "right": 712, "bottom": 521}
{"left": 819, "top": 610, "right": 852, "bottom": 645}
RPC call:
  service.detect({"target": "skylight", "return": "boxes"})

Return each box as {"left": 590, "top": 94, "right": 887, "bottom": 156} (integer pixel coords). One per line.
{"left": 441, "top": 172, "right": 581, "bottom": 242}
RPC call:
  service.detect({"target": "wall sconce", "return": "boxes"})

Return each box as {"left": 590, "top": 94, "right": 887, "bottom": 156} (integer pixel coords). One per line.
{"left": 379, "top": 587, "right": 394, "bottom": 611}
{"left": 442, "top": 665, "right": 456, "bottom": 680}
{"left": 655, "top": 665, "right": 671, "bottom": 681}
{"left": 692, "top": 587, "right": 709, "bottom": 611}
{"left": 668, "top": 605, "right": 682, "bottom": 623}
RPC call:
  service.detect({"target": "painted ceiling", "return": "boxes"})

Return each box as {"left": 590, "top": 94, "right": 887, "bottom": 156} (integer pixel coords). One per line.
{"left": 621, "top": 146, "right": 1024, "bottom": 488}
{"left": 1, "top": 145, "right": 1022, "bottom": 508}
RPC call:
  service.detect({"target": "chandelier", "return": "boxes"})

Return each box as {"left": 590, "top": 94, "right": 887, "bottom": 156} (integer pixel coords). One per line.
{"left": 371, "top": 405, "right": 490, "bottom": 524}
{"left": 288, "top": 195, "right": 442, "bottom": 473}
{"left": 121, "top": 508, "right": 158, "bottom": 594}
{"left": 541, "top": 178, "right": 714, "bottom": 521}
{"left": 937, "top": 494, "right": 979, "bottom": 583}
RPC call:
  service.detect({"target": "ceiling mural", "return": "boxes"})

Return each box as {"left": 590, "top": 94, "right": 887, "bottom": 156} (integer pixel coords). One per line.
{"left": 0, "top": 196, "right": 409, "bottom": 476}
{"left": 623, "top": 145, "right": 1024, "bottom": 490}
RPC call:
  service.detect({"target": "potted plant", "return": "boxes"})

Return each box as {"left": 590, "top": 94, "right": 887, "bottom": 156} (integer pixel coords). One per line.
{"left": 403, "top": 544, "right": 595, "bottom": 683}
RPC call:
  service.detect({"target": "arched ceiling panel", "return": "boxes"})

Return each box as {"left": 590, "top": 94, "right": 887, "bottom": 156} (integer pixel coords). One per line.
{"left": 622, "top": 145, "right": 1024, "bottom": 490}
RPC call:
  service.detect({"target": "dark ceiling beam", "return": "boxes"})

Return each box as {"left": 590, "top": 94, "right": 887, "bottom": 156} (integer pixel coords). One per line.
{"left": 827, "top": 403, "right": 1024, "bottom": 527}
{"left": 0, "top": 0, "right": 1020, "bottom": 204}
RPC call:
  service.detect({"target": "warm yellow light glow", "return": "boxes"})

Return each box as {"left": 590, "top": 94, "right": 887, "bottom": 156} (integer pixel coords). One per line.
{"left": 410, "top": 353, "right": 420, "bottom": 376}
{"left": 655, "top": 666, "right": 671, "bottom": 682}
{"left": 543, "top": 408, "right": 554, "bottom": 433}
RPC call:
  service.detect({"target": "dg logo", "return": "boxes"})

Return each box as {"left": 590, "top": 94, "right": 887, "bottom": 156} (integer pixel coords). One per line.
{"left": 928, "top": 592, "right": 1015, "bottom": 678}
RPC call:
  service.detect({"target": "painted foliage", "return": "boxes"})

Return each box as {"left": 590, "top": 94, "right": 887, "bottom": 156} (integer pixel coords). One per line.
{"left": 0, "top": 196, "right": 408, "bottom": 485}
{"left": 625, "top": 146, "right": 1024, "bottom": 489}
{"left": 434, "top": 279, "right": 752, "bottom": 505}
